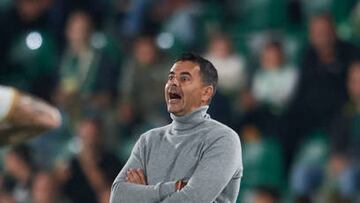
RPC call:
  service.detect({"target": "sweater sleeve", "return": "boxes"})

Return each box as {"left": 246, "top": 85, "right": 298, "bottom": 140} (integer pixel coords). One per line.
{"left": 160, "top": 131, "right": 243, "bottom": 203}
{"left": 110, "top": 135, "right": 177, "bottom": 203}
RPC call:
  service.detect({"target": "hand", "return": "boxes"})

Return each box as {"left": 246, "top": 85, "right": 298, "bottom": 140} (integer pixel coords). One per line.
{"left": 126, "top": 168, "right": 147, "bottom": 185}
{"left": 175, "top": 180, "right": 187, "bottom": 191}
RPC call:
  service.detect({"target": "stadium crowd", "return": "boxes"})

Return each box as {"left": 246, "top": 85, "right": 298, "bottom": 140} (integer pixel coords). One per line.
{"left": 1, "top": 0, "right": 360, "bottom": 202}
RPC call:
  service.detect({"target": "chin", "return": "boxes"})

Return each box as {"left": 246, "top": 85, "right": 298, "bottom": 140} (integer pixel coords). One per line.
{"left": 167, "top": 105, "right": 181, "bottom": 115}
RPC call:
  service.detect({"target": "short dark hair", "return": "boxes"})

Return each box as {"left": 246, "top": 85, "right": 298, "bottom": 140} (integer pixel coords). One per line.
{"left": 175, "top": 52, "right": 218, "bottom": 95}
{"left": 264, "top": 40, "right": 283, "bottom": 52}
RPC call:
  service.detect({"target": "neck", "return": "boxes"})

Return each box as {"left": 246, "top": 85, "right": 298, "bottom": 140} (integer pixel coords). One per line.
{"left": 170, "top": 106, "right": 210, "bottom": 131}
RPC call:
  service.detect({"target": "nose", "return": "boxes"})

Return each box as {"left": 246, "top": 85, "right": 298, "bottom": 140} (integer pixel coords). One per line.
{"left": 169, "top": 76, "right": 179, "bottom": 87}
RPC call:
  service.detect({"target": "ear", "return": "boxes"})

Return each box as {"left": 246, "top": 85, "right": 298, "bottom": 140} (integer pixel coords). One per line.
{"left": 201, "top": 86, "right": 214, "bottom": 104}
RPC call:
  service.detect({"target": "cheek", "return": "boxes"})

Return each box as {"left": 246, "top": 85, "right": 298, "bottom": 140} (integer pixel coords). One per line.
{"left": 164, "top": 83, "right": 170, "bottom": 99}
{"left": 184, "top": 88, "right": 201, "bottom": 103}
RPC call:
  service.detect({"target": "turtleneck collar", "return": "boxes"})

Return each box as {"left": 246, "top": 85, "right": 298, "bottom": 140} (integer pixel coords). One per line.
{"left": 170, "top": 105, "right": 210, "bottom": 131}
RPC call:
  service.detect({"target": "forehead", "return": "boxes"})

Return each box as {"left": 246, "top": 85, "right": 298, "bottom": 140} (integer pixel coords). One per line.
{"left": 169, "top": 61, "right": 200, "bottom": 75}
{"left": 310, "top": 18, "right": 332, "bottom": 31}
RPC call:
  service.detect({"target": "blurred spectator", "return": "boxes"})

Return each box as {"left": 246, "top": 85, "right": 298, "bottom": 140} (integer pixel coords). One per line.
{"left": 288, "top": 14, "right": 359, "bottom": 133}
{"left": 252, "top": 41, "right": 298, "bottom": 112}
{"left": 291, "top": 61, "right": 360, "bottom": 202}
{"left": 31, "top": 171, "right": 70, "bottom": 203}
{"left": 56, "top": 10, "right": 119, "bottom": 118}
{"left": 284, "top": 14, "right": 360, "bottom": 164}
{"left": 151, "top": 0, "right": 201, "bottom": 49}
{"left": 117, "top": 35, "right": 170, "bottom": 136}
{"left": 327, "top": 61, "right": 360, "bottom": 201}
{"left": 205, "top": 33, "right": 247, "bottom": 97}
{"left": 252, "top": 186, "right": 281, "bottom": 203}
{"left": 115, "top": 0, "right": 150, "bottom": 39}
{"left": 239, "top": 41, "right": 298, "bottom": 136}
{"left": 0, "top": 0, "right": 58, "bottom": 100}
{"left": 204, "top": 33, "right": 245, "bottom": 125}
{"left": 3, "top": 144, "right": 36, "bottom": 203}
{"left": 57, "top": 116, "right": 123, "bottom": 203}
{"left": 49, "top": 0, "right": 110, "bottom": 47}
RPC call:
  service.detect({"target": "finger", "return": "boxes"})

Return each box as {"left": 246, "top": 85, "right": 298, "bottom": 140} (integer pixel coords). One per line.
{"left": 127, "top": 170, "right": 136, "bottom": 183}
{"left": 127, "top": 169, "right": 139, "bottom": 184}
{"left": 129, "top": 170, "right": 142, "bottom": 184}
{"left": 132, "top": 169, "right": 145, "bottom": 185}
{"left": 137, "top": 169, "right": 147, "bottom": 184}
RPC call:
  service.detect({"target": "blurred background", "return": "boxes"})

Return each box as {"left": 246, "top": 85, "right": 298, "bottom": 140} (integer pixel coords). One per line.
{"left": 1, "top": 0, "right": 360, "bottom": 202}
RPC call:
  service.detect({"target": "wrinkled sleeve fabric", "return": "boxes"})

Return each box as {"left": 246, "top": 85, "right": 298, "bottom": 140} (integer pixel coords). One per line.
{"left": 161, "top": 131, "right": 242, "bottom": 203}
{"left": 110, "top": 134, "right": 176, "bottom": 203}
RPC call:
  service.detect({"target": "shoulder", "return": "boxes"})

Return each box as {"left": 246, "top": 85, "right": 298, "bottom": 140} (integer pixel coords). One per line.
{"left": 138, "top": 124, "right": 172, "bottom": 144}
{"left": 203, "top": 119, "right": 241, "bottom": 148}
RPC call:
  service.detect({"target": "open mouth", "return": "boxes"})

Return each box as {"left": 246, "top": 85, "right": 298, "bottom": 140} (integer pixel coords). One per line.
{"left": 168, "top": 92, "right": 182, "bottom": 100}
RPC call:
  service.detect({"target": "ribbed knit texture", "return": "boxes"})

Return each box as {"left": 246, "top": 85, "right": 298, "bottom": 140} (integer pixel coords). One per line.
{"left": 110, "top": 106, "right": 243, "bottom": 203}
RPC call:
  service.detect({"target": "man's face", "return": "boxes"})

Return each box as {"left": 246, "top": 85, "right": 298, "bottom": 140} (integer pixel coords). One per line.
{"left": 309, "top": 17, "right": 336, "bottom": 51}
{"left": 165, "top": 61, "right": 210, "bottom": 116}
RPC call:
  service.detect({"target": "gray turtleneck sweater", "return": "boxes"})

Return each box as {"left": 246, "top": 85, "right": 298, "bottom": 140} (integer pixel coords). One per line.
{"left": 110, "top": 106, "right": 243, "bottom": 203}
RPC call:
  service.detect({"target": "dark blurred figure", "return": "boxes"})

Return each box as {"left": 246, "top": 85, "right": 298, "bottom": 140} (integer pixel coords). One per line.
{"left": 327, "top": 61, "right": 360, "bottom": 201}
{"left": 57, "top": 116, "right": 123, "bottom": 203}
{"left": 284, "top": 14, "right": 360, "bottom": 164}
{"left": 252, "top": 186, "right": 281, "bottom": 203}
{"left": 55, "top": 10, "right": 119, "bottom": 119}
{"left": 0, "top": 0, "right": 58, "bottom": 100}
{"left": 31, "top": 171, "right": 70, "bottom": 203}
{"left": 117, "top": 35, "right": 170, "bottom": 137}
{"left": 291, "top": 61, "right": 360, "bottom": 203}
{"left": 2, "top": 144, "right": 36, "bottom": 203}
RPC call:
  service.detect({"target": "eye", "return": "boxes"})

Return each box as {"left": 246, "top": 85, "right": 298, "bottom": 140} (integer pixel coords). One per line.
{"left": 168, "top": 75, "right": 174, "bottom": 81}
{"left": 180, "top": 75, "right": 190, "bottom": 82}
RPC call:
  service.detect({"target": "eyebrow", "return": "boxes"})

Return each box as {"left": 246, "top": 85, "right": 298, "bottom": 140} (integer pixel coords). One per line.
{"left": 168, "top": 71, "right": 192, "bottom": 77}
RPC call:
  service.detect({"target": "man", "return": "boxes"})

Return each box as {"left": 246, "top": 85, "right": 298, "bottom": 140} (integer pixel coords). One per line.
{"left": 110, "top": 53, "right": 243, "bottom": 202}
{"left": 288, "top": 14, "right": 359, "bottom": 134}
{"left": 283, "top": 14, "right": 360, "bottom": 167}
{"left": 0, "top": 85, "right": 61, "bottom": 145}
